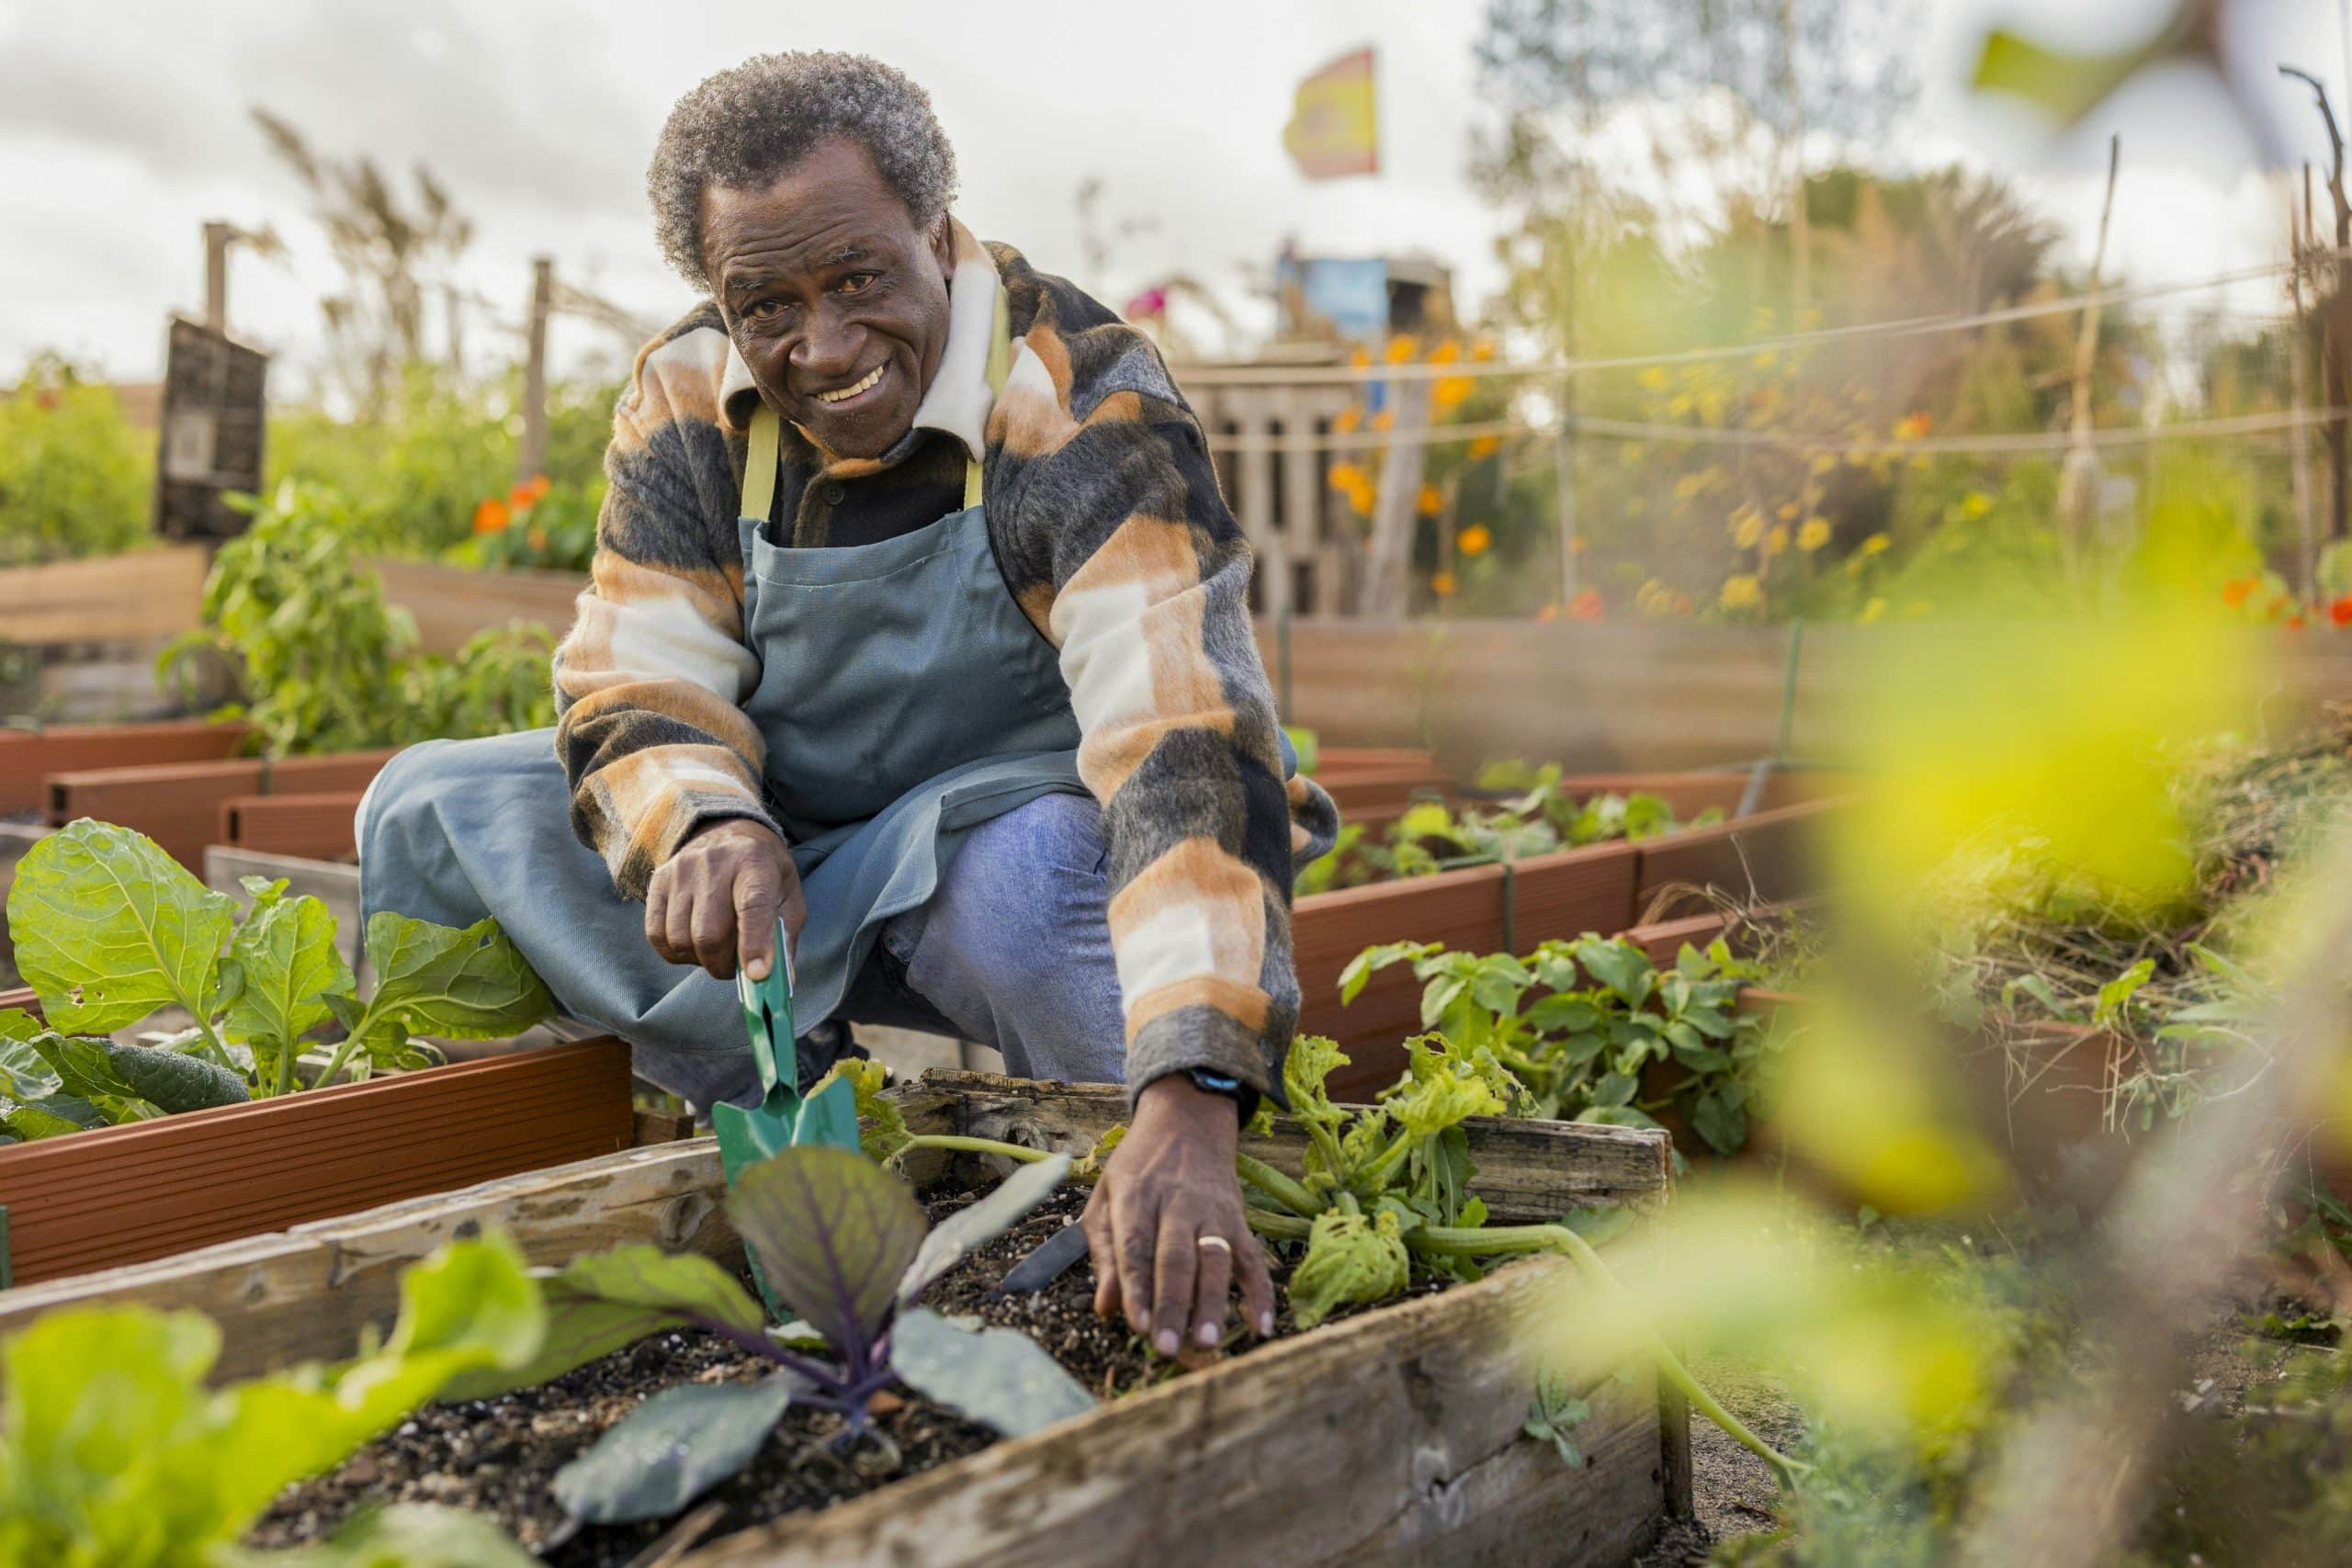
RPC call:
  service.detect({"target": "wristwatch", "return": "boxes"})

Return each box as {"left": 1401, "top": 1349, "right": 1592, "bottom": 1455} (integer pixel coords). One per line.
{"left": 1186, "top": 1068, "right": 1254, "bottom": 1122}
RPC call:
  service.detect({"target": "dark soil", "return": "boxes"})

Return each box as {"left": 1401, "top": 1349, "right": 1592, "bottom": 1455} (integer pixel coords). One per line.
{"left": 253, "top": 1185, "right": 1351, "bottom": 1567}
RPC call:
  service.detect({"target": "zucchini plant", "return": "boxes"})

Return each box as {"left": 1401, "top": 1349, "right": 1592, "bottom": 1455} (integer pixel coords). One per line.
{"left": 447, "top": 1145, "right": 1094, "bottom": 1529}
{"left": 0, "top": 818, "right": 553, "bottom": 1142}
{"left": 0, "top": 1235, "right": 546, "bottom": 1567}
{"left": 1340, "top": 933, "right": 1779, "bottom": 1156}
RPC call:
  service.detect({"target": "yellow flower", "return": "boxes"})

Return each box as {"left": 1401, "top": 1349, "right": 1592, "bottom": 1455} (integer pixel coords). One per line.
{"left": 1470, "top": 337, "right": 1497, "bottom": 362}
{"left": 1860, "top": 532, "right": 1891, "bottom": 557}
{"left": 1467, "top": 435, "right": 1501, "bottom": 459}
{"left": 1798, "top": 517, "right": 1832, "bottom": 552}
{"left": 1432, "top": 375, "right": 1475, "bottom": 412}
{"left": 1431, "top": 570, "right": 1457, "bottom": 597}
{"left": 1332, "top": 405, "right": 1363, "bottom": 434}
{"left": 1720, "top": 574, "right": 1762, "bottom": 610}
{"left": 1638, "top": 367, "right": 1670, "bottom": 392}
{"left": 1371, "top": 409, "right": 1396, "bottom": 432}
{"left": 1763, "top": 525, "right": 1790, "bottom": 558}
{"left": 1731, "top": 508, "right": 1765, "bottom": 549}
{"left": 1385, "top": 334, "right": 1419, "bottom": 364}
{"left": 1349, "top": 345, "right": 1373, "bottom": 371}
{"left": 1777, "top": 502, "right": 1800, "bottom": 522}
{"left": 1458, "top": 524, "right": 1492, "bottom": 556}
{"left": 1428, "top": 339, "right": 1462, "bottom": 366}
{"left": 1327, "top": 462, "right": 1364, "bottom": 492}
{"left": 1810, "top": 453, "right": 1838, "bottom": 477}
{"left": 1961, "top": 491, "right": 1993, "bottom": 519}
{"left": 1417, "top": 484, "right": 1443, "bottom": 517}
{"left": 1859, "top": 596, "right": 1888, "bottom": 624}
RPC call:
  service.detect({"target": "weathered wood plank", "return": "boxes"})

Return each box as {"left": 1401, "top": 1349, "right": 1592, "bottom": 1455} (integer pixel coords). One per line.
{"left": 0, "top": 546, "right": 210, "bottom": 647}
{"left": 368, "top": 556, "right": 584, "bottom": 657}
{"left": 0, "top": 1139, "right": 735, "bottom": 1381}
{"left": 892, "top": 1070, "right": 1671, "bottom": 1219}
{"left": 685, "top": 1253, "right": 1661, "bottom": 1568}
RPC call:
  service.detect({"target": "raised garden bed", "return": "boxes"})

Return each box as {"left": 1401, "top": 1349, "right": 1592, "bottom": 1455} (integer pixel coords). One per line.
{"left": 1, "top": 1070, "right": 1688, "bottom": 1566}
{"left": 220, "top": 788, "right": 367, "bottom": 861}
{"left": 45, "top": 745, "right": 392, "bottom": 867}
{"left": 0, "top": 716, "right": 251, "bottom": 814}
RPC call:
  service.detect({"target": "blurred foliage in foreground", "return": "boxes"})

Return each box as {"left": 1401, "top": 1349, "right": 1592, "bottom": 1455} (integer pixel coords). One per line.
{"left": 0, "top": 355, "right": 153, "bottom": 569}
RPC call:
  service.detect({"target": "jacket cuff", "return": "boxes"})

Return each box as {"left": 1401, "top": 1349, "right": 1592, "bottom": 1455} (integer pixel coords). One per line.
{"left": 616, "top": 790, "right": 784, "bottom": 899}
{"left": 1125, "top": 1001, "right": 1288, "bottom": 1117}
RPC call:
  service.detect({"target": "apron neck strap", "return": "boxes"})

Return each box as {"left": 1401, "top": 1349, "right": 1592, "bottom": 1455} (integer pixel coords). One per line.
{"left": 740, "top": 283, "right": 1012, "bottom": 524}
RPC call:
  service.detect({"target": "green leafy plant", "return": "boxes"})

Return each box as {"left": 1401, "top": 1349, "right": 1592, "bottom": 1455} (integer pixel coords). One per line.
{"left": 0, "top": 355, "right": 152, "bottom": 568}
{"left": 1, "top": 818, "right": 552, "bottom": 1139}
{"left": 455, "top": 1145, "right": 1094, "bottom": 1529}
{"left": 156, "top": 480, "right": 556, "bottom": 757}
{"left": 0, "top": 1235, "right": 545, "bottom": 1567}
{"left": 1341, "top": 933, "right": 1779, "bottom": 1155}
{"left": 1523, "top": 1367, "right": 1595, "bottom": 1469}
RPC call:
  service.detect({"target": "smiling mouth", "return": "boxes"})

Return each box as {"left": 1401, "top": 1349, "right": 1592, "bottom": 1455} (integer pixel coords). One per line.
{"left": 812, "top": 364, "right": 885, "bottom": 405}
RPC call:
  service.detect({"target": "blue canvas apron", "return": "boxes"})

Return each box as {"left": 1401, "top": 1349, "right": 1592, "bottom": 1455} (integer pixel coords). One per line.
{"left": 360, "top": 292, "right": 1089, "bottom": 1072}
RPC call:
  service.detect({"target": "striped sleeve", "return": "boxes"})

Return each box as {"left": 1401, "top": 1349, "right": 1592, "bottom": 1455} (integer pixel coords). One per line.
{"left": 551, "top": 310, "right": 775, "bottom": 898}
{"left": 986, "top": 257, "right": 1338, "bottom": 1108}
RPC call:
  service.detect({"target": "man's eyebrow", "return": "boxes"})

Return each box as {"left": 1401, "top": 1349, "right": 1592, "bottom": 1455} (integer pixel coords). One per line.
{"left": 818, "top": 243, "right": 875, "bottom": 268}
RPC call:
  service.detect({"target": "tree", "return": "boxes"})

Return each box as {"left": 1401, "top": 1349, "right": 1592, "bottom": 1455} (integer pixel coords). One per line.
{"left": 251, "top": 107, "right": 476, "bottom": 416}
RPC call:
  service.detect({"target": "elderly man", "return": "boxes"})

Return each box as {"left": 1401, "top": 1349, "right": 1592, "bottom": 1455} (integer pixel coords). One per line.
{"left": 359, "top": 51, "right": 1337, "bottom": 1358}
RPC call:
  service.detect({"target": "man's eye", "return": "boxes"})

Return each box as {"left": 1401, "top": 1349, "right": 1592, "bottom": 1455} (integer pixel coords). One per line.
{"left": 748, "top": 299, "right": 792, "bottom": 321}
{"left": 838, "top": 272, "right": 876, "bottom": 294}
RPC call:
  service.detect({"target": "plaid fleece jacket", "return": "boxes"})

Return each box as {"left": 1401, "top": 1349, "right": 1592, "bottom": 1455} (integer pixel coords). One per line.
{"left": 552, "top": 222, "right": 1339, "bottom": 1106}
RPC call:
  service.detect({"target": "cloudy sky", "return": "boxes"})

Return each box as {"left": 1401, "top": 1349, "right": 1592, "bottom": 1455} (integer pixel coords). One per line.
{"left": 0, "top": 0, "right": 2339, "bottom": 392}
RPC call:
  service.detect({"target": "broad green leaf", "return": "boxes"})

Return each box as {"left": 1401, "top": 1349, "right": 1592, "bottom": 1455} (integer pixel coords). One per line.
{"left": 899, "top": 1154, "right": 1070, "bottom": 1307}
{"left": 2, "top": 1097, "right": 103, "bottom": 1139}
{"left": 225, "top": 882, "right": 353, "bottom": 1078}
{"left": 551, "top": 1375, "right": 797, "bottom": 1525}
{"left": 727, "top": 1145, "right": 926, "bottom": 1352}
{"left": 1290, "top": 1208, "right": 1411, "bottom": 1329}
{"left": 438, "top": 1245, "right": 766, "bottom": 1402}
{"left": 1387, "top": 1066, "right": 1504, "bottom": 1142}
{"left": 891, "top": 1306, "right": 1095, "bottom": 1437}
{"left": 100, "top": 1041, "right": 249, "bottom": 1114}
{"left": 1283, "top": 1034, "right": 1350, "bottom": 1132}
{"left": 1524, "top": 995, "right": 1600, "bottom": 1035}
{"left": 0, "top": 1020, "right": 62, "bottom": 1103}
{"left": 1690, "top": 1089, "right": 1748, "bottom": 1156}
{"left": 1468, "top": 956, "right": 1533, "bottom": 1015}
{"left": 1573, "top": 937, "right": 1655, "bottom": 1011}
{"left": 348, "top": 911, "right": 553, "bottom": 1048}
{"left": 1338, "top": 941, "right": 1436, "bottom": 1006}
{"left": 6, "top": 818, "right": 237, "bottom": 1033}
{"left": 1591, "top": 1071, "right": 1638, "bottom": 1110}
{"left": 216, "top": 1504, "right": 540, "bottom": 1567}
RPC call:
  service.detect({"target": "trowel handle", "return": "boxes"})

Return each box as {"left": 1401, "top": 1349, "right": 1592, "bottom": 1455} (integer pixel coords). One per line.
{"left": 735, "top": 914, "right": 797, "bottom": 1094}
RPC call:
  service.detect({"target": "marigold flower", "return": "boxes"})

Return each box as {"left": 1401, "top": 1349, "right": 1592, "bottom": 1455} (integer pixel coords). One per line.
{"left": 1467, "top": 435, "right": 1501, "bottom": 459}
{"left": 1893, "top": 412, "right": 1933, "bottom": 442}
{"left": 1720, "top": 574, "right": 1761, "bottom": 610}
{"left": 471, "top": 498, "right": 511, "bottom": 535}
{"left": 1431, "top": 570, "right": 1457, "bottom": 597}
{"left": 1327, "top": 462, "right": 1364, "bottom": 492}
{"left": 1385, "top": 334, "right": 1419, "bottom": 365}
{"left": 1731, "top": 509, "right": 1765, "bottom": 549}
{"left": 1432, "top": 375, "right": 1475, "bottom": 412}
{"left": 1860, "top": 532, "right": 1891, "bottom": 556}
{"left": 1797, "top": 517, "right": 1832, "bottom": 552}
{"left": 1418, "top": 484, "right": 1444, "bottom": 517}
{"left": 1331, "top": 406, "right": 1363, "bottom": 434}
{"left": 1428, "top": 339, "right": 1462, "bottom": 366}
{"left": 2222, "top": 578, "right": 2255, "bottom": 609}
{"left": 1457, "top": 524, "right": 1492, "bottom": 556}
{"left": 1567, "top": 588, "right": 1604, "bottom": 621}
{"left": 2330, "top": 594, "right": 2352, "bottom": 626}
{"left": 511, "top": 474, "right": 550, "bottom": 509}
{"left": 1961, "top": 491, "right": 1993, "bottom": 519}
{"left": 1763, "top": 525, "right": 1790, "bottom": 557}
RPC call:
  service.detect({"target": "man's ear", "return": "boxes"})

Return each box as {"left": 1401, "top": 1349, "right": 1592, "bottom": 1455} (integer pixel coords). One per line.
{"left": 929, "top": 213, "right": 956, "bottom": 277}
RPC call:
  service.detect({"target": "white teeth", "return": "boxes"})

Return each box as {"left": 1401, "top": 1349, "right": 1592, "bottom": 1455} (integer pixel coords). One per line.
{"left": 816, "top": 365, "right": 883, "bottom": 403}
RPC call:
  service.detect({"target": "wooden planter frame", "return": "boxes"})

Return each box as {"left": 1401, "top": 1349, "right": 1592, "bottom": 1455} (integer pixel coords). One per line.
{"left": 44, "top": 746, "right": 393, "bottom": 869}
{"left": 0, "top": 717, "right": 251, "bottom": 815}
{"left": 0, "top": 1071, "right": 1687, "bottom": 1568}
{"left": 0, "top": 994, "right": 637, "bottom": 1287}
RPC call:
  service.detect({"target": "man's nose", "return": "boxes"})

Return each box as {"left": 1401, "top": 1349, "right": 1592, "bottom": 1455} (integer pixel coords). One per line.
{"left": 791, "top": 310, "right": 861, "bottom": 381}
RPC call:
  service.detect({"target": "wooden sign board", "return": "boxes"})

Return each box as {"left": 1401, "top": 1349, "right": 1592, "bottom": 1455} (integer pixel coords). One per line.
{"left": 155, "top": 317, "right": 268, "bottom": 542}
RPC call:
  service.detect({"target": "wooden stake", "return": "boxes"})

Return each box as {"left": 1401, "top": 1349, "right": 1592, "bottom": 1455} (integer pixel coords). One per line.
{"left": 2060, "top": 136, "right": 2121, "bottom": 573}
{"left": 202, "top": 221, "right": 231, "bottom": 333}
{"left": 2292, "top": 170, "right": 2322, "bottom": 598}
{"left": 518, "top": 255, "right": 553, "bottom": 485}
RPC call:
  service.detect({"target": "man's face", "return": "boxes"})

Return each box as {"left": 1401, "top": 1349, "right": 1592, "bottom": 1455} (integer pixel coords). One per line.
{"left": 702, "top": 136, "right": 955, "bottom": 460}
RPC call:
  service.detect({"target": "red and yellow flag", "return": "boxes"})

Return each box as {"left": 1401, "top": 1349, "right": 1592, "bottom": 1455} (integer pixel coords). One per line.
{"left": 1283, "top": 48, "right": 1378, "bottom": 180}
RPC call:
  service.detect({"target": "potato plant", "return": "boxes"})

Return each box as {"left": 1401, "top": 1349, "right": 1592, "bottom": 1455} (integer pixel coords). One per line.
{"left": 1, "top": 819, "right": 552, "bottom": 1141}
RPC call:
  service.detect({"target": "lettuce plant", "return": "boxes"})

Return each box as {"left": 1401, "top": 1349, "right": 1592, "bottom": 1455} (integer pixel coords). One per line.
{"left": 1, "top": 818, "right": 553, "bottom": 1140}
{"left": 458, "top": 1145, "right": 1094, "bottom": 1529}
{"left": 0, "top": 1235, "right": 546, "bottom": 1567}
{"left": 1340, "top": 933, "right": 1777, "bottom": 1155}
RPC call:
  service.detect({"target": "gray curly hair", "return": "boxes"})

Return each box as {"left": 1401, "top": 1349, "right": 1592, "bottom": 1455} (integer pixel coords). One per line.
{"left": 647, "top": 51, "right": 959, "bottom": 294}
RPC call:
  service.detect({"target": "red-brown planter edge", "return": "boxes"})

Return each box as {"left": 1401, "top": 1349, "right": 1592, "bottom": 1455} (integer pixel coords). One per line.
{"left": 220, "top": 790, "right": 367, "bottom": 862}
{"left": 0, "top": 1016, "right": 637, "bottom": 1287}
{"left": 1, "top": 719, "right": 252, "bottom": 816}
{"left": 45, "top": 747, "right": 395, "bottom": 870}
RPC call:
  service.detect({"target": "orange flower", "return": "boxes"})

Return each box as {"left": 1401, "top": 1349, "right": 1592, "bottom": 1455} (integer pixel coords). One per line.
{"left": 1418, "top": 484, "right": 1444, "bottom": 517}
{"left": 509, "top": 473, "right": 550, "bottom": 510}
{"left": 1467, "top": 435, "right": 1501, "bottom": 459}
{"left": 1567, "top": 588, "right": 1604, "bottom": 621}
{"left": 2331, "top": 595, "right": 2352, "bottom": 626}
{"left": 1385, "top": 334, "right": 1419, "bottom": 365}
{"left": 471, "top": 498, "right": 511, "bottom": 535}
{"left": 1457, "top": 524, "right": 1492, "bottom": 556}
{"left": 1431, "top": 570, "right": 1457, "bottom": 597}
{"left": 2222, "top": 578, "right": 2255, "bottom": 608}
{"left": 1332, "top": 405, "right": 1363, "bottom": 434}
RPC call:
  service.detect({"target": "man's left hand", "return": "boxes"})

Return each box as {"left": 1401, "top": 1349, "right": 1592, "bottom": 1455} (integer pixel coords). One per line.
{"left": 1080, "top": 1074, "right": 1275, "bottom": 1357}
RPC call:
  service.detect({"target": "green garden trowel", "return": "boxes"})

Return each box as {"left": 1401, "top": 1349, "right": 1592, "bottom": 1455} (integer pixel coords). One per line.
{"left": 713, "top": 918, "right": 863, "bottom": 1303}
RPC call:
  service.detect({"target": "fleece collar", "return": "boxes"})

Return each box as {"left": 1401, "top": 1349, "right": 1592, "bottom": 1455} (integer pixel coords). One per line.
{"left": 719, "top": 217, "right": 999, "bottom": 462}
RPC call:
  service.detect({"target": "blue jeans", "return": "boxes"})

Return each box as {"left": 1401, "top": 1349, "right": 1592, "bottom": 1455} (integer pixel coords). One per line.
{"left": 645, "top": 792, "right": 1124, "bottom": 1107}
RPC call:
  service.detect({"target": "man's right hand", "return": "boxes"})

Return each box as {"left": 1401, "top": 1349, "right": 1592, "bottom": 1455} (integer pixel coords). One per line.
{"left": 644, "top": 819, "right": 804, "bottom": 980}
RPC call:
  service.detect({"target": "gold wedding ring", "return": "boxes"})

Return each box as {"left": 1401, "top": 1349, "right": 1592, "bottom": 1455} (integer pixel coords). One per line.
{"left": 1197, "top": 1235, "right": 1233, "bottom": 1254}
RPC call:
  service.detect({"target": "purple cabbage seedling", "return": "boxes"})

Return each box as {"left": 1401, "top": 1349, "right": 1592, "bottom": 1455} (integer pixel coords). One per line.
{"left": 528, "top": 1145, "right": 1091, "bottom": 1528}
